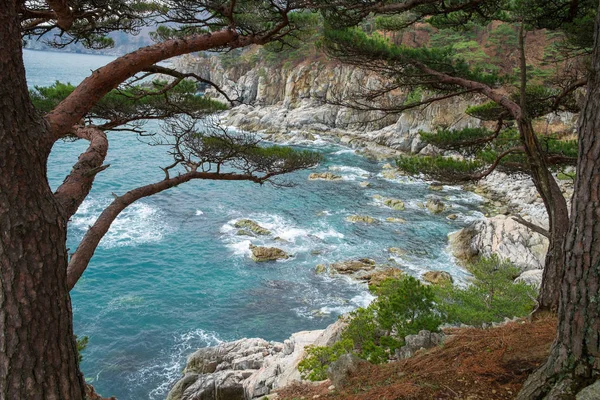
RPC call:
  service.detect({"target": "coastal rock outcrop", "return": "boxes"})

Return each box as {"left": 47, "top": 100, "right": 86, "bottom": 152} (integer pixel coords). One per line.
{"left": 308, "top": 172, "right": 342, "bottom": 181}
{"left": 249, "top": 245, "right": 289, "bottom": 262}
{"left": 448, "top": 214, "right": 548, "bottom": 271}
{"left": 167, "top": 320, "right": 347, "bottom": 400}
{"left": 345, "top": 215, "right": 377, "bottom": 224}
{"left": 234, "top": 219, "right": 271, "bottom": 236}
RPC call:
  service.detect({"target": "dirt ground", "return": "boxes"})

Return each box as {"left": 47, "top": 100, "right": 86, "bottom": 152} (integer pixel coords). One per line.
{"left": 278, "top": 317, "right": 557, "bottom": 400}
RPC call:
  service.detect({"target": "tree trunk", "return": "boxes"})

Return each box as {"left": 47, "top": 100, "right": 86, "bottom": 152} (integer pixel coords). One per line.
{"left": 517, "top": 119, "right": 570, "bottom": 314}
{"left": 518, "top": 4, "right": 600, "bottom": 398}
{"left": 0, "top": 2, "right": 85, "bottom": 399}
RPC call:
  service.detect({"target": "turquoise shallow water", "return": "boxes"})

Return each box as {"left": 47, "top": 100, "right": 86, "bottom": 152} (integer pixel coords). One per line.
{"left": 25, "top": 49, "right": 483, "bottom": 399}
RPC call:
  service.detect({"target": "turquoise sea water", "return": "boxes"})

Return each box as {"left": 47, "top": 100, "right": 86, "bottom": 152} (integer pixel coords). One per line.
{"left": 24, "top": 49, "right": 483, "bottom": 399}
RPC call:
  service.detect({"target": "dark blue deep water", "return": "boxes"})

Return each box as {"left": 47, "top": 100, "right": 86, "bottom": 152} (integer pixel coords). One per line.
{"left": 24, "top": 49, "right": 482, "bottom": 399}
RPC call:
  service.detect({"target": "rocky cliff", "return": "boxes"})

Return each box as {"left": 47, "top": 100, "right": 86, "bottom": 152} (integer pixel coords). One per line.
{"left": 173, "top": 53, "right": 484, "bottom": 155}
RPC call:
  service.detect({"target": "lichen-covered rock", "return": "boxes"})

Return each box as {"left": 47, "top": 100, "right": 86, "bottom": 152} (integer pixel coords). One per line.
{"left": 249, "top": 245, "right": 289, "bottom": 262}
{"left": 384, "top": 198, "right": 405, "bottom": 210}
{"left": 330, "top": 258, "right": 376, "bottom": 274}
{"left": 345, "top": 215, "right": 377, "bottom": 224}
{"left": 234, "top": 219, "right": 271, "bottom": 236}
{"left": 426, "top": 198, "right": 446, "bottom": 214}
{"left": 308, "top": 172, "right": 342, "bottom": 181}
{"left": 423, "top": 271, "right": 453, "bottom": 285}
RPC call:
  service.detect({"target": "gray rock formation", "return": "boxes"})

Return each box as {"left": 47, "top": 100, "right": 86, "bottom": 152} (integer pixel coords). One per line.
{"left": 167, "top": 320, "right": 347, "bottom": 400}
{"left": 515, "top": 269, "right": 544, "bottom": 289}
{"left": 448, "top": 214, "right": 548, "bottom": 272}
{"left": 395, "top": 330, "right": 445, "bottom": 359}
{"left": 576, "top": 380, "right": 600, "bottom": 400}
{"left": 326, "top": 353, "right": 368, "bottom": 389}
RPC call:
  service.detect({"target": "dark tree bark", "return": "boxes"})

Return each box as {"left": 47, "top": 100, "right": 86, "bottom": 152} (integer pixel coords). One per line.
{"left": 518, "top": 3, "right": 600, "bottom": 398}
{"left": 0, "top": 1, "right": 85, "bottom": 398}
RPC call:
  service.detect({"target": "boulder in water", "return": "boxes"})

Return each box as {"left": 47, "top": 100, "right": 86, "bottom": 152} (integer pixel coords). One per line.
{"left": 359, "top": 181, "right": 370, "bottom": 188}
{"left": 346, "top": 215, "right": 377, "bottom": 224}
{"left": 384, "top": 198, "right": 405, "bottom": 210}
{"left": 388, "top": 247, "right": 406, "bottom": 256}
{"left": 330, "top": 258, "right": 376, "bottom": 274}
{"left": 426, "top": 198, "right": 446, "bottom": 214}
{"left": 249, "top": 245, "right": 289, "bottom": 262}
{"left": 315, "top": 264, "right": 327, "bottom": 274}
{"left": 423, "top": 271, "right": 453, "bottom": 285}
{"left": 429, "top": 183, "right": 444, "bottom": 191}
{"left": 308, "top": 172, "right": 342, "bottom": 181}
{"left": 386, "top": 217, "right": 407, "bottom": 223}
{"left": 234, "top": 219, "right": 271, "bottom": 236}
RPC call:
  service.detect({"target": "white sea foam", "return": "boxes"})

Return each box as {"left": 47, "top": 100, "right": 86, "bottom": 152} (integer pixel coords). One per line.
{"left": 312, "top": 228, "right": 344, "bottom": 240}
{"left": 70, "top": 198, "right": 174, "bottom": 248}
{"left": 332, "top": 149, "right": 356, "bottom": 155}
{"left": 195, "top": 210, "right": 204, "bottom": 216}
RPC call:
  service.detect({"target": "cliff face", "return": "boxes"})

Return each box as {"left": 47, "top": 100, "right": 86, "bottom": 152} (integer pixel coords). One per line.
{"left": 173, "top": 54, "right": 484, "bottom": 154}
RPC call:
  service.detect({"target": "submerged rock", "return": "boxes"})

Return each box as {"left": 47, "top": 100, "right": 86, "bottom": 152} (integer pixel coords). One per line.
{"left": 315, "top": 264, "right": 327, "bottom": 274}
{"left": 234, "top": 219, "right": 271, "bottom": 236}
{"left": 423, "top": 271, "right": 453, "bottom": 285}
{"left": 384, "top": 198, "right": 405, "bottom": 210}
{"left": 308, "top": 172, "right": 342, "bottom": 181}
{"left": 330, "top": 258, "right": 376, "bottom": 274}
{"left": 388, "top": 247, "right": 406, "bottom": 256}
{"left": 426, "top": 198, "right": 446, "bottom": 214}
{"left": 346, "top": 215, "right": 377, "bottom": 224}
{"left": 249, "top": 245, "right": 289, "bottom": 262}
{"left": 386, "top": 217, "right": 407, "bottom": 223}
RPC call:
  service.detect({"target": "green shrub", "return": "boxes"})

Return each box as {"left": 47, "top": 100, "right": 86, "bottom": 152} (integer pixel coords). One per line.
{"left": 298, "top": 338, "right": 353, "bottom": 381}
{"left": 433, "top": 255, "right": 536, "bottom": 325}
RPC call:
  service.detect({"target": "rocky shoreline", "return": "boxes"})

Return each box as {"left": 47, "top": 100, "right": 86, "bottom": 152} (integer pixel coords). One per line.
{"left": 166, "top": 54, "right": 575, "bottom": 400}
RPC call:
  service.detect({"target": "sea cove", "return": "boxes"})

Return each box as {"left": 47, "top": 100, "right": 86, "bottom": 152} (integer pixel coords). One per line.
{"left": 26, "top": 50, "right": 484, "bottom": 399}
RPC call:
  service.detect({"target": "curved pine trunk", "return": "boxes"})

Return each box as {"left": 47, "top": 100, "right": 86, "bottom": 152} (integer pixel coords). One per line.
{"left": 518, "top": 4, "right": 600, "bottom": 397}
{"left": 516, "top": 120, "right": 570, "bottom": 313}
{"left": 0, "top": 1, "right": 85, "bottom": 398}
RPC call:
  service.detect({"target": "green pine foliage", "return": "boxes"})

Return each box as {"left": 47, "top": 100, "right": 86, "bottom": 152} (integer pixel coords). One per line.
{"left": 30, "top": 80, "right": 228, "bottom": 123}
{"left": 433, "top": 255, "right": 537, "bottom": 325}
{"left": 396, "top": 155, "right": 484, "bottom": 181}
{"left": 298, "top": 257, "right": 537, "bottom": 381}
